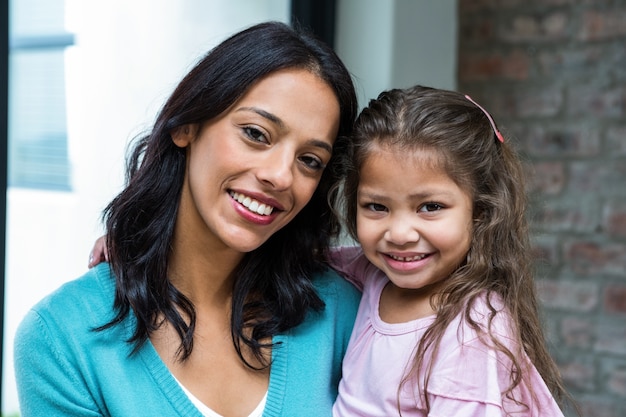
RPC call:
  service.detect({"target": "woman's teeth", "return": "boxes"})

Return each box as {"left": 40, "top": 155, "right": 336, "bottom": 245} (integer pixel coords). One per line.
{"left": 230, "top": 192, "right": 274, "bottom": 216}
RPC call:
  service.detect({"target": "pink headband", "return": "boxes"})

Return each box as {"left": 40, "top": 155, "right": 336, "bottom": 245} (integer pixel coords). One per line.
{"left": 464, "top": 95, "right": 504, "bottom": 143}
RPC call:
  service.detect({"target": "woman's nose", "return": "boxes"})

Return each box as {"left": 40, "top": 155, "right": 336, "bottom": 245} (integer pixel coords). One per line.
{"left": 256, "top": 148, "right": 294, "bottom": 190}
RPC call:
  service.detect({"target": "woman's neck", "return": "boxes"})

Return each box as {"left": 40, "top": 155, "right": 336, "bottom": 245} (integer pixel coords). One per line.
{"left": 168, "top": 227, "right": 245, "bottom": 308}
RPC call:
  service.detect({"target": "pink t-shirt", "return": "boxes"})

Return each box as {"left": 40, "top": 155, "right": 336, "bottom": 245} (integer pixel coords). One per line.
{"left": 330, "top": 246, "right": 564, "bottom": 417}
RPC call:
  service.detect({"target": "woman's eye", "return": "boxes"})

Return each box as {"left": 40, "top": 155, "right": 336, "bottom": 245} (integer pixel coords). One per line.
{"left": 420, "top": 202, "right": 443, "bottom": 212}
{"left": 299, "top": 155, "right": 325, "bottom": 171}
{"left": 243, "top": 126, "right": 268, "bottom": 143}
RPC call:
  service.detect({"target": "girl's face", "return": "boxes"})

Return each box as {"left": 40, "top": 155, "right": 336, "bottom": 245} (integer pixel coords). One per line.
{"left": 173, "top": 68, "right": 340, "bottom": 255}
{"left": 356, "top": 145, "right": 473, "bottom": 299}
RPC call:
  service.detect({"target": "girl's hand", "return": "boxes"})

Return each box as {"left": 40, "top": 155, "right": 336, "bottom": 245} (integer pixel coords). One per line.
{"left": 88, "top": 235, "right": 109, "bottom": 268}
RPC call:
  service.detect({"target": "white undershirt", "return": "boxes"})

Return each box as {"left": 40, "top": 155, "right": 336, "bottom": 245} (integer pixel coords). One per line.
{"left": 176, "top": 378, "right": 267, "bottom": 417}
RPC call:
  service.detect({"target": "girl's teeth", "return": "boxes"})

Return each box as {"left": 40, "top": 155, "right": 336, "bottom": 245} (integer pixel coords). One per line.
{"left": 390, "top": 254, "right": 425, "bottom": 262}
{"left": 230, "top": 192, "right": 274, "bottom": 216}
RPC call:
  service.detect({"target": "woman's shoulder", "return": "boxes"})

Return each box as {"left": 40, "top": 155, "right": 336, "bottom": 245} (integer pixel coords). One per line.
{"left": 21, "top": 263, "right": 117, "bottom": 329}
{"left": 312, "top": 265, "right": 361, "bottom": 300}
{"left": 309, "top": 267, "right": 361, "bottom": 325}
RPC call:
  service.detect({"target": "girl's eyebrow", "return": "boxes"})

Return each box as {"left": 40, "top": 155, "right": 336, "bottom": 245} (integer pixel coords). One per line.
{"left": 358, "top": 189, "right": 456, "bottom": 201}
{"left": 235, "top": 106, "right": 333, "bottom": 154}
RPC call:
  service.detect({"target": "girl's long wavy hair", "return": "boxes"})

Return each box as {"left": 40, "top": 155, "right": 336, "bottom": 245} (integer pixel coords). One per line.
{"left": 97, "top": 21, "right": 357, "bottom": 367}
{"left": 339, "top": 85, "right": 572, "bottom": 414}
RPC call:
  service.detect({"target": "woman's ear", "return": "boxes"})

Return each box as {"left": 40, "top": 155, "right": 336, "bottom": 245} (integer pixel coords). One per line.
{"left": 171, "top": 124, "right": 199, "bottom": 148}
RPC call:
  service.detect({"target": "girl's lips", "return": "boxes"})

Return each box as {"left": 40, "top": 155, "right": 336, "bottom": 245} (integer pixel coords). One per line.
{"left": 382, "top": 252, "right": 431, "bottom": 272}
{"left": 387, "top": 253, "right": 427, "bottom": 262}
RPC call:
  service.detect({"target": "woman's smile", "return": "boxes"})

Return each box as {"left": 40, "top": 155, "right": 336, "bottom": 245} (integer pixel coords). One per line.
{"left": 172, "top": 68, "right": 340, "bottom": 254}
{"left": 229, "top": 191, "right": 282, "bottom": 216}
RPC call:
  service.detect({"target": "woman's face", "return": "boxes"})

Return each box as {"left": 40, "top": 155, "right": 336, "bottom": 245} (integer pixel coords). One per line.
{"left": 173, "top": 68, "right": 340, "bottom": 255}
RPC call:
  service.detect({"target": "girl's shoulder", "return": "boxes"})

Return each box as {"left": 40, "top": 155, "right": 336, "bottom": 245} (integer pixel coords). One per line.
{"left": 468, "top": 291, "right": 513, "bottom": 333}
{"left": 328, "top": 245, "right": 383, "bottom": 291}
{"left": 437, "top": 292, "right": 515, "bottom": 350}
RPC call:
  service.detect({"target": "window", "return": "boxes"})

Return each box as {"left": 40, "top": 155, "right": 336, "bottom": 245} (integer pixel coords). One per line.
{"left": 8, "top": 0, "right": 73, "bottom": 190}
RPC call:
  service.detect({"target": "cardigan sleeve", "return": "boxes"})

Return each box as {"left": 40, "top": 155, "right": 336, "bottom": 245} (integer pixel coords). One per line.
{"left": 14, "top": 308, "right": 103, "bottom": 417}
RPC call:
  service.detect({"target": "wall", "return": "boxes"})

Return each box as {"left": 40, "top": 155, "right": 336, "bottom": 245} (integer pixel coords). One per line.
{"left": 336, "top": 0, "right": 457, "bottom": 107}
{"left": 458, "top": 1, "right": 626, "bottom": 416}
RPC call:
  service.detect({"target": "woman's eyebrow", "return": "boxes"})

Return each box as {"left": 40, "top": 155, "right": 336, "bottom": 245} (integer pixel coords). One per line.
{"left": 236, "top": 106, "right": 284, "bottom": 128}
{"left": 236, "top": 106, "right": 333, "bottom": 154}
{"left": 309, "top": 139, "right": 333, "bottom": 154}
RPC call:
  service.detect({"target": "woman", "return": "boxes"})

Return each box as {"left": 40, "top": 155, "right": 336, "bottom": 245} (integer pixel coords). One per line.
{"left": 14, "top": 21, "right": 360, "bottom": 417}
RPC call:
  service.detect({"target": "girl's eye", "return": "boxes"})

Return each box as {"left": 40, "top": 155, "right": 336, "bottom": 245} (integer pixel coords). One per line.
{"left": 243, "top": 126, "right": 268, "bottom": 144}
{"left": 420, "top": 202, "right": 443, "bottom": 212}
{"left": 365, "top": 203, "right": 387, "bottom": 212}
{"left": 299, "top": 155, "right": 325, "bottom": 171}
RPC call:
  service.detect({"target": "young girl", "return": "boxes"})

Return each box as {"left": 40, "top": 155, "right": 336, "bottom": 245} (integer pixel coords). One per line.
{"left": 330, "top": 85, "right": 573, "bottom": 416}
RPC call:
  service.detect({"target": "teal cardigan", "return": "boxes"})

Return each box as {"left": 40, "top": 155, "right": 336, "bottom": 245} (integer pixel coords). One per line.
{"left": 14, "top": 263, "right": 360, "bottom": 416}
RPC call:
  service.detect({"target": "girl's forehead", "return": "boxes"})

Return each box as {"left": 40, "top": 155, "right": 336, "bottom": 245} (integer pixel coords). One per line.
{"left": 361, "top": 142, "right": 473, "bottom": 194}
{"left": 365, "top": 142, "right": 444, "bottom": 167}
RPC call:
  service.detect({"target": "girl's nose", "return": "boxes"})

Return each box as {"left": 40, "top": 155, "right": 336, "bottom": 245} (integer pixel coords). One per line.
{"left": 384, "top": 218, "right": 420, "bottom": 246}
{"left": 256, "top": 147, "right": 294, "bottom": 190}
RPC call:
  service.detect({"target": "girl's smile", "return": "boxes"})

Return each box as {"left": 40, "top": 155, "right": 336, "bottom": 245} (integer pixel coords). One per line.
{"left": 382, "top": 251, "right": 430, "bottom": 272}
{"left": 356, "top": 145, "right": 473, "bottom": 302}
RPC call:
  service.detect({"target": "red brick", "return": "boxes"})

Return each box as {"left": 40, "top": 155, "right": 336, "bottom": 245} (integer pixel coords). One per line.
{"left": 576, "top": 397, "right": 623, "bottom": 417}
{"left": 560, "top": 316, "right": 594, "bottom": 349}
{"left": 531, "top": 235, "right": 560, "bottom": 265}
{"left": 567, "top": 84, "right": 626, "bottom": 119}
{"left": 580, "top": 10, "right": 626, "bottom": 41}
{"left": 531, "top": 202, "right": 597, "bottom": 234}
{"left": 569, "top": 160, "right": 626, "bottom": 195}
{"left": 604, "top": 284, "right": 626, "bottom": 316}
{"left": 515, "top": 89, "right": 563, "bottom": 118}
{"left": 606, "top": 126, "right": 626, "bottom": 155}
{"left": 458, "top": 0, "right": 496, "bottom": 13}
{"left": 458, "top": 50, "right": 530, "bottom": 81}
{"left": 527, "top": 161, "right": 565, "bottom": 195}
{"left": 604, "top": 362, "right": 626, "bottom": 398}
{"left": 525, "top": 126, "right": 600, "bottom": 156}
{"left": 538, "top": 45, "right": 605, "bottom": 76}
{"left": 603, "top": 200, "right": 626, "bottom": 239}
{"left": 594, "top": 319, "right": 626, "bottom": 355}
{"left": 501, "top": 12, "right": 568, "bottom": 43}
{"left": 558, "top": 356, "right": 596, "bottom": 391}
{"left": 536, "top": 279, "right": 598, "bottom": 312}
{"left": 459, "top": 18, "right": 496, "bottom": 43}
{"left": 565, "top": 240, "right": 626, "bottom": 277}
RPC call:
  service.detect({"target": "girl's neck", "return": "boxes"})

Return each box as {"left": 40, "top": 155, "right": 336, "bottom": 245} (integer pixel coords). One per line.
{"left": 378, "top": 280, "right": 442, "bottom": 324}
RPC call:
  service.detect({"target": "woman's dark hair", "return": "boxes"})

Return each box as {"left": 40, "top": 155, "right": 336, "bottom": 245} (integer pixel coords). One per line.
{"left": 98, "top": 21, "right": 357, "bottom": 367}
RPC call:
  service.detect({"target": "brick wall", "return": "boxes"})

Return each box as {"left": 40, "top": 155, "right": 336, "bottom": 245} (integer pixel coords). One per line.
{"left": 457, "top": 1, "right": 626, "bottom": 416}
